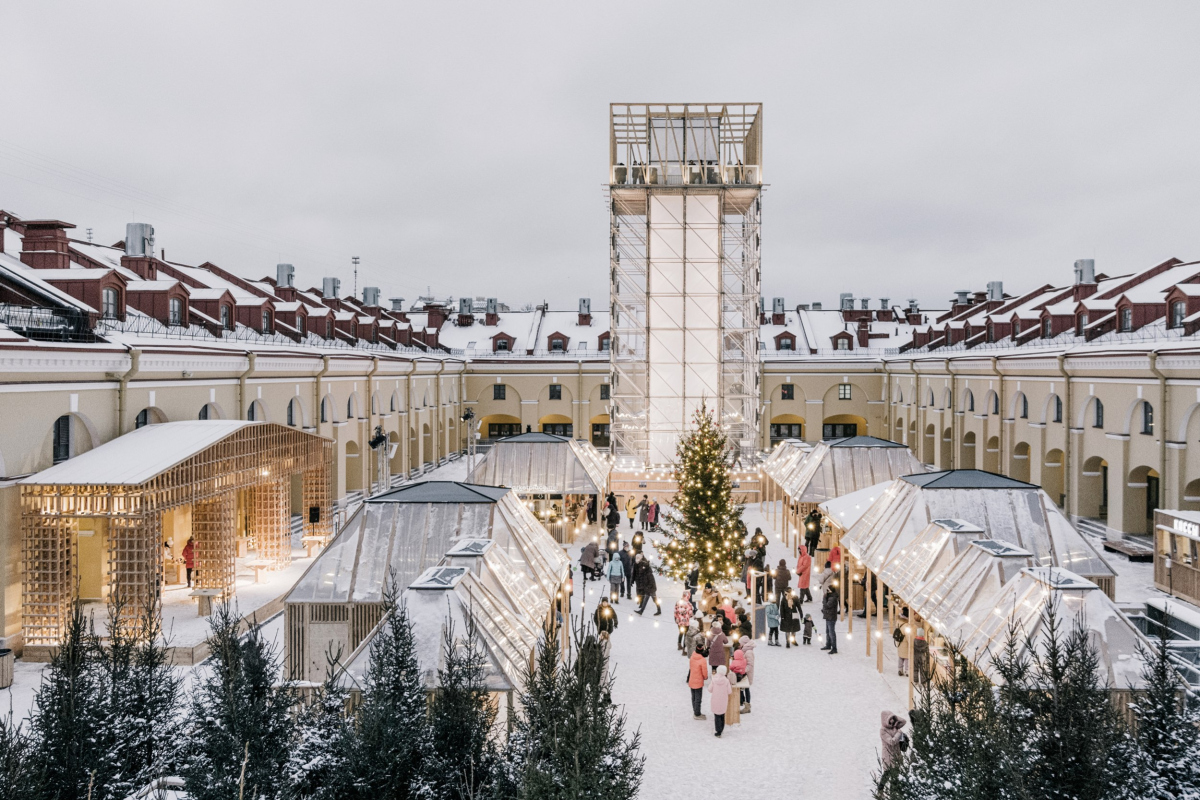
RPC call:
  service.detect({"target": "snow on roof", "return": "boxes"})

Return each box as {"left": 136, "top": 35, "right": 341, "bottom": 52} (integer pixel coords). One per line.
{"left": 164, "top": 262, "right": 258, "bottom": 301}
{"left": 0, "top": 252, "right": 95, "bottom": 311}
{"left": 768, "top": 438, "right": 925, "bottom": 502}
{"left": 818, "top": 481, "right": 892, "bottom": 532}
{"left": 467, "top": 435, "right": 610, "bottom": 495}
{"left": 841, "top": 476, "right": 1116, "bottom": 582}
{"left": 286, "top": 489, "right": 568, "bottom": 605}
{"left": 954, "top": 567, "right": 1148, "bottom": 689}
{"left": 1115, "top": 261, "right": 1200, "bottom": 304}
{"left": 126, "top": 280, "right": 183, "bottom": 292}
{"left": 26, "top": 268, "right": 114, "bottom": 281}
{"left": 436, "top": 308, "right": 612, "bottom": 356}
{"left": 20, "top": 420, "right": 257, "bottom": 486}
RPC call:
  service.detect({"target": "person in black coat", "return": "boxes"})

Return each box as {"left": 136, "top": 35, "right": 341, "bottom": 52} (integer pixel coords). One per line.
{"left": 605, "top": 503, "right": 621, "bottom": 533}
{"left": 633, "top": 554, "right": 660, "bottom": 615}
{"left": 619, "top": 544, "right": 634, "bottom": 599}
{"left": 774, "top": 559, "right": 792, "bottom": 597}
{"left": 685, "top": 564, "right": 700, "bottom": 609}
{"left": 779, "top": 591, "right": 802, "bottom": 648}
{"left": 594, "top": 597, "right": 618, "bottom": 634}
{"left": 804, "top": 509, "right": 823, "bottom": 556}
{"left": 821, "top": 586, "right": 840, "bottom": 654}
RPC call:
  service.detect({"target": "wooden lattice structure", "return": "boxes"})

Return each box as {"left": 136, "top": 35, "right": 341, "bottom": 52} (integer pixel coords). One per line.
{"left": 20, "top": 421, "right": 334, "bottom": 646}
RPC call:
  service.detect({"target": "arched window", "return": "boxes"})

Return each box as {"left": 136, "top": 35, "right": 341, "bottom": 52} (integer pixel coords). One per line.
{"left": 1120, "top": 307, "right": 1133, "bottom": 332}
{"left": 1042, "top": 317, "right": 1052, "bottom": 338}
{"left": 52, "top": 415, "right": 71, "bottom": 463}
{"left": 990, "top": 393, "right": 999, "bottom": 415}
{"left": 1171, "top": 301, "right": 1186, "bottom": 329}
{"left": 298, "top": 316, "right": 307, "bottom": 336}
{"left": 1142, "top": 402, "right": 1154, "bottom": 435}
{"left": 101, "top": 288, "right": 119, "bottom": 319}
{"left": 199, "top": 404, "right": 210, "bottom": 420}
{"left": 1093, "top": 398, "right": 1104, "bottom": 429}
{"left": 168, "top": 297, "right": 183, "bottom": 326}
{"left": 965, "top": 391, "right": 974, "bottom": 412}
{"left": 390, "top": 394, "right": 397, "bottom": 412}
{"left": 325, "top": 318, "right": 332, "bottom": 338}
{"left": 287, "top": 399, "right": 297, "bottom": 427}
{"left": 261, "top": 308, "right": 272, "bottom": 334}
{"left": 221, "top": 305, "right": 232, "bottom": 330}
{"left": 1052, "top": 395, "right": 1063, "bottom": 423}
{"left": 347, "top": 396, "right": 356, "bottom": 419}
{"left": 247, "top": 402, "right": 257, "bottom": 421}
{"left": 321, "top": 396, "right": 332, "bottom": 423}
{"left": 1019, "top": 394, "right": 1028, "bottom": 419}
{"left": 1077, "top": 313, "right": 1089, "bottom": 336}
{"left": 135, "top": 409, "right": 150, "bottom": 429}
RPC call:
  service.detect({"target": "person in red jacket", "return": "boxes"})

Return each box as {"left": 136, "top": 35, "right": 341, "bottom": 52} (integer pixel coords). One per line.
{"left": 687, "top": 646, "right": 709, "bottom": 720}
{"left": 795, "top": 548, "right": 813, "bottom": 603}
{"left": 182, "top": 537, "right": 196, "bottom": 587}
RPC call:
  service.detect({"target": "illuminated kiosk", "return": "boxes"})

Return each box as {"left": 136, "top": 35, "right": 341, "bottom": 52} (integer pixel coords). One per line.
{"left": 608, "top": 103, "right": 762, "bottom": 470}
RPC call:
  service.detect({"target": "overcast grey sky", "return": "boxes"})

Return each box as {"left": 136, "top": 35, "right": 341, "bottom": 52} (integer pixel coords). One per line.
{"left": 2, "top": 2, "right": 1199, "bottom": 310}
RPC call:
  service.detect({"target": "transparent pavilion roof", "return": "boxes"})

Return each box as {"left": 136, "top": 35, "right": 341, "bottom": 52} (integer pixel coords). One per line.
{"left": 953, "top": 568, "right": 1149, "bottom": 690}
{"left": 467, "top": 434, "right": 610, "bottom": 496}
{"left": 765, "top": 437, "right": 926, "bottom": 503}
{"left": 906, "top": 539, "right": 1033, "bottom": 636}
{"left": 842, "top": 478, "right": 1115, "bottom": 581}
{"left": 877, "top": 518, "right": 985, "bottom": 599}
{"left": 340, "top": 567, "right": 542, "bottom": 693}
{"left": 286, "top": 482, "right": 569, "bottom": 605}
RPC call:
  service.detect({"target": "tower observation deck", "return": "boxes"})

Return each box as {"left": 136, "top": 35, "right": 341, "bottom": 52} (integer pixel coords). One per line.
{"left": 607, "top": 103, "right": 763, "bottom": 468}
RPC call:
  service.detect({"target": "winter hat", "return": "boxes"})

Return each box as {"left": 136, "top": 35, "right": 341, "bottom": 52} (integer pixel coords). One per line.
{"left": 778, "top": 558, "right": 787, "bottom": 568}
{"left": 916, "top": 627, "right": 925, "bottom": 638}
{"left": 688, "top": 619, "right": 699, "bottom": 631}
{"left": 716, "top": 665, "right": 728, "bottom": 676}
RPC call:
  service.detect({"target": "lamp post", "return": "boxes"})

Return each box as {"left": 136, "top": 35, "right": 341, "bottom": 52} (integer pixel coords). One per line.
{"left": 461, "top": 408, "right": 476, "bottom": 474}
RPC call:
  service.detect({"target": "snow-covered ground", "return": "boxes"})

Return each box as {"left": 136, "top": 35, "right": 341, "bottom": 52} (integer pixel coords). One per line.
{"left": 586, "top": 504, "right": 909, "bottom": 800}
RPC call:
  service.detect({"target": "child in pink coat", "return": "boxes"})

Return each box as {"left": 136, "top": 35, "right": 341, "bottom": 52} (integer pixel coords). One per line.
{"left": 709, "top": 664, "right": 733, "bottom": 738}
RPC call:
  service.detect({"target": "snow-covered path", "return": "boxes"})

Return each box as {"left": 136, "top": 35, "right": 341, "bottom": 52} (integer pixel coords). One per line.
{"left": 576, "top": 504, "right": 908, "bottom": 800}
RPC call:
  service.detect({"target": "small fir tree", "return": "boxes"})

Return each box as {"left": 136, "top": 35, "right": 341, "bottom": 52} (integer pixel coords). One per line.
{"left": 91, "top": 586, "right": 181, "bottom": 800}
{"left": 342, "top": 594, "right": 431, "bottom": 800}
{"left": 424, "top": 614, "right": 498, "bottom": 800}
{"left": 181, "top": 602, "right": 294, "bottom": 800}
{"left": 285, "top": 660, "right": 352, "bottom": 800}
{"left": 0, "top": 713, "right": 35, "bottom": 800}
{"left": 1129, "top": 635, "right": 1200, "bottom": 799}
{"left": 27, "top": 600, "right": 105, "bottom": 800}
{"left": 655, "top": 402, "right": 744, "bottom": 585}
{"left": 500, "top": 616, "right": 643, "bottom": 800}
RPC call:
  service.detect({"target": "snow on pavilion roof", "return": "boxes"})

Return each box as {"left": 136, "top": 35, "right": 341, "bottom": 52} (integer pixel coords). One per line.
{"left": 20, "top": 420, "right": 258, "bottom": 486}
{"left": 900, "top": 538, "right": 1033, "bottom": 636}
{"left": 467, "top": 435, "right": 610, "bottom": 496}
{"left": 818, "top": 481, "right": 892, "bottom": 532}
{"left": 952, "top": 567, "right": 1149, "bottom": 689}
{"left": 340, "top": 566, "right": 543, "bottom": 693}
{"left": 765, "top": 437, "right": 925, "bottom": 503}
{"left": 286, "top": 482, "right": 569, "bottom": 605}
{"left": 841, "top": 477, "right": 1115, "bottom": 583}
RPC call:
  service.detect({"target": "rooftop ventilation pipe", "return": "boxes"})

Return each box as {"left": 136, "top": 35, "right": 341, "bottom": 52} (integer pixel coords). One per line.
{"left": 880, "top": 297, "right": 890, "bottom": 309}
{"left": 276, "top": 263, "right": 295, "bottom": 288}
{"left": 861, "top": 297, "right": 870, "bottom": 310}
{"left": 987, "top": 281, "right": 1003, "bottom": 302}
{"left": 953, "top": 290, "right": 970, "bottom": 305}
{"left": 125, "top": 223, "right": 155, "bottom": 257}
{"left": 362, "top": 286, "right": 381, "bottom": 307}
{"left": 322, "top": 277, "right": 341, "bottom": 298}
{"left": 389, "top": 297, "right": 405, "bottom": 312}
{"left": 839, "top": 293, "right": 854, "bottom": 310}
{"left": 1074, "top": 259, "right": 1095, "bottom": 285}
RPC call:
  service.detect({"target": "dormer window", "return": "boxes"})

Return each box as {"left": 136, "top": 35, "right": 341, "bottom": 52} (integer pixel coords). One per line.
{"left": 550, "top": 338, "right": 565, "bottom": 351}
{"left": 496, "top": 338, "right": 510, "bottom": 352}
{"left": 1120, "top": 307, "right": 1133, "bottom": 332}
{"left": 298, "top": 316, "right": 307, "bottom": 336}
{"left": 168, "top": 297, "right": 183, "bottom": 326}
{"left": 1042, "top": 317, "right": 1052, "bottom": 338}
{"left": 835, "top": 337, "right": 850, "bottom": 350}
{"left": 221, "top": 305, "right": 232, "bottom": 330}
{"left": 325, "top": 317, "right": 332, "bottom": 338}
{"left": 1076, "top": 313, "right": 1088, "bottom": 336}
{"left": 261, "top": 308, "right": 272, "bottom": 334}
{"left": 1171, "top": 300, "right": 1186, "bottom": 329}
{"left": 101, "top": 287, "right": 120, "bottom": 319}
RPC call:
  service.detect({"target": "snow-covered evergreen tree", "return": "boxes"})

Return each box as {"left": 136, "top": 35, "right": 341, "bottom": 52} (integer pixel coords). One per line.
{"left": 27, "top": 600, "right": 105, "bottom": 800}
{"left": 91, "top": 587, "right": 181, "bottom": 800}
{"left": 500, "top": 617, "right": 643, "bottom": 800}
{"left": 1129, "top": 635, "right": 1200, "bottom": 799}
{"left": 181, "top": 602, "right": 294, "bottom": 800}
{"left": 424, "top": 614, "right": 498, "bottom": 800}
{"left": 655, "top": 402, "right": 744, "bottom": 585}
{"left": 286, "top": 664, "right": 352, "bottom": 800}
{"left": 0, "top": 713, "right": 34, "bottom": 800}
{"left": 342, "top": 596, "right": 431, "bottom": 800}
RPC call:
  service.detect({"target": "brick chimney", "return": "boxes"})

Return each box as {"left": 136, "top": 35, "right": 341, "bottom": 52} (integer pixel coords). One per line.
{"left": 425, "top": 302, "right": 449, "bottom": 330}
{"left": 19, "top": 220, "right": 75, "bottom": 269}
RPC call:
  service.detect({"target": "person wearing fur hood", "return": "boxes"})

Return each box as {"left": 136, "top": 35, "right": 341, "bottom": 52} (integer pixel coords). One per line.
{"left": 880, "top": 710, "right": 909, "bottom": 769}
{"left": 709, "top": 665, "right": 734, "bottom": 737}
{"left": 737, "top": 636, "right": 757, "bottom": 713}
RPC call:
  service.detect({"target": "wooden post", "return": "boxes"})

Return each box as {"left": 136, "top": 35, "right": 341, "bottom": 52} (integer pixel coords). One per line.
{"left": 876, "top": 576, "right": 884, "bottom": 673}
{"left": 907, "top": 613, "right": 916, "bottom": 709}
{"left": 866, "top": 571, "right": 873, "bottom": 658}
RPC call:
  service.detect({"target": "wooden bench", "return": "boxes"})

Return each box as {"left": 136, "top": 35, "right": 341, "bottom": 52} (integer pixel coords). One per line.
{"left": 245, "top": 560, "right": 274, "bottom": 584}
{"left": 189, "top": 588, "right": 224, "bottom": 616}
{"left": 1102, "top": 539, "right": 1155, "bottom": 563}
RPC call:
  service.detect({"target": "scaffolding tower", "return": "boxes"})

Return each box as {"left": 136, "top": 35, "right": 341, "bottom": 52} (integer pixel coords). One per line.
{"left": 608, "top": 103, "right": 762, "bottom": 468}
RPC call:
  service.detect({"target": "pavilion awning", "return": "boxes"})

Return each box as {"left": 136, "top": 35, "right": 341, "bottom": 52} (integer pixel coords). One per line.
{"left": 467, "top": 433, "right": 610, "bottom": 495}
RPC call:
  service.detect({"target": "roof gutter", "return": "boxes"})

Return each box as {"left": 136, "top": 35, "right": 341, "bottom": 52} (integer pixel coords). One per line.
{"left": 1148, "top": 350, "right": 1168, "bottom": 506}
{"left": 116, "top": 347, "right": 142, "bottom": 435}
{"left": 238, "top": 351, "right": 257, "bottom": 420}
{"left": 313, "top": 354, "right": 331, "bottom": 431}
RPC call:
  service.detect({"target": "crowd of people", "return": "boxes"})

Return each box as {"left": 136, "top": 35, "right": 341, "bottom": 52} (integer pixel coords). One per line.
{"left": 580, "top": 495, "right": 909, "bottom": 757}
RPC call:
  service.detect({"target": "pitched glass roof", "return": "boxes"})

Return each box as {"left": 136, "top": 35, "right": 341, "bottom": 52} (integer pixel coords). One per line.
{"left": 825, "top": 435, "right": 907, "bottom": 449}
{"left": 369, "top": 481, "right": 510, "bottom": 504}
{"left": 901, "top": 469, "right": 1039, "bottom": 490}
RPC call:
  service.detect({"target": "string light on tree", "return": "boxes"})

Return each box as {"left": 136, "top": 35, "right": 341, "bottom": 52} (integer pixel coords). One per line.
{"left": 654, "top": 401, "right": 745, "bottom": 584}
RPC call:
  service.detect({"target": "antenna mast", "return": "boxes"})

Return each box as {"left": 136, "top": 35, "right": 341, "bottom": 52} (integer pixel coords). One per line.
{"left": 352, "top": 256, "right": 360, "bottom": 297}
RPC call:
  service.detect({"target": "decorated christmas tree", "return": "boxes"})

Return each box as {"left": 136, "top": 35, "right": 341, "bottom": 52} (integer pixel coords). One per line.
{"left": 655, "top": 401, "right": 745, "bottom": 584}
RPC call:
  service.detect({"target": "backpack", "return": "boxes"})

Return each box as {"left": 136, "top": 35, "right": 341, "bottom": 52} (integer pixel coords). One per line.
{"left": 898, "top": 731, "right": 910, "bottom": 752}
{"left": 892, "top": 626, "right": 905, "bottom": 647}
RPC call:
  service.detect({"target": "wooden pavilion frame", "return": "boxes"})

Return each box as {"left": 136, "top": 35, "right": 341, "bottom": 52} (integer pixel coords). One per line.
{"left": 21, "top": 422, "right": 334, "bottom": 647}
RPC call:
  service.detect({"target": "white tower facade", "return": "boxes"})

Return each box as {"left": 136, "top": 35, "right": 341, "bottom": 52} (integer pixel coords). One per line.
{"left": 608, "top": 103, "right": 762, "bottom": 467}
